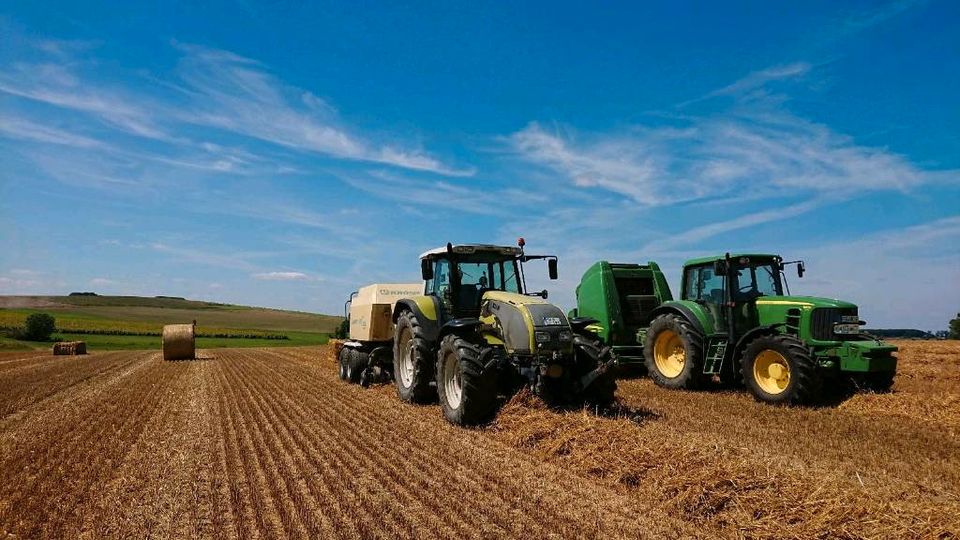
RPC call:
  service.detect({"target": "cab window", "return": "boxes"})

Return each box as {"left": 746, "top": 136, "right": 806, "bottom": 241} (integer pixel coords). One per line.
{"left": 683, "top": 265, "right": 725, "bottom": 303}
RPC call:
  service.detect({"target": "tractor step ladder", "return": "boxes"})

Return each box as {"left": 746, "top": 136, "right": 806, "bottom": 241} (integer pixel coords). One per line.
{"left": 704, "top": 336, "right": 728, "bottom": 374}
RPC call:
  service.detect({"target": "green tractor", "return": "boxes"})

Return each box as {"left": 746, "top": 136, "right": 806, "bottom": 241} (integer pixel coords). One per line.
{"left": 392, "top": 241, "right": 617, "bottom": 425}
{"left": 571, "top": 254, "right": 898, "bottom": 404}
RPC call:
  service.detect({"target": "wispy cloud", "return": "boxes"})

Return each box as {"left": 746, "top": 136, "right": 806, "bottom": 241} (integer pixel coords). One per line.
{"left": 0, "top": 115, "right": 106, "bottom": 148}
{"left": 0, "top": 40, "right": 469, "bottom": 177}
{"left": 0, "top": 62, "right": 168, "bottom": 140}
{"left": 707, "top": 62, "right": 812, "bottom": 98}
{"left": 170, "top": 42, "right": 472, "bottom": 175}
{"left": 342, "top": 169, "right": 542, "bottom": 215}
{"left": 251, "top": 271, "right": 311, "bottom": 281}
{"left": 507, "top": 59, "right": 955, "bottom": 221}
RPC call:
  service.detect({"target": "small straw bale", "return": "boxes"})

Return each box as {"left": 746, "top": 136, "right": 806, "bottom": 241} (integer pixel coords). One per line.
{"left": 52, "top": 341, "right": 87, "bottom": 355}
{"left": 162, "top": 323, "right": 195, "bottom": 360}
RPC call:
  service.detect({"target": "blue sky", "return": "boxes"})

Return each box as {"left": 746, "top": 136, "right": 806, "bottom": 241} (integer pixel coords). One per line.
{"left": 1, "top": 1, "right": 958, "bottom": 330}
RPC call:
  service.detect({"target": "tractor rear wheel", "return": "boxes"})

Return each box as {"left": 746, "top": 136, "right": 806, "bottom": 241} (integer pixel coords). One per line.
{"left": 436, "top": 334, "right": 498, "bottom": 426}
{"left": 572, "top": 333, "right": 617, "bottom": 408}
{"left": 643, "top": 314, "right": 706, "bottom": 390}
{"left": 741, "top": 334, "right": 819, "bottom": 405}
{"left": 392, "top": 310, "right": 436, "bottom": 403}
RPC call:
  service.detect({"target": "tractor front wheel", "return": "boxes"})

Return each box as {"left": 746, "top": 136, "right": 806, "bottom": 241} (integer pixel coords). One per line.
{"left": 741, "top": 334, "right": 819, "bottom": 405}
{"left": 436, "top": 334, "right": 498, "bottom": 426}
{"left": 643, "top": 314, "right": 706, "bottom": 390}
{"left": 393, "top": 310, "right": 436, "bottom": 403}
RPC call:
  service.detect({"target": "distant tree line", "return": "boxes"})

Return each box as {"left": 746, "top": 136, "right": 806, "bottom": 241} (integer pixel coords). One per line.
{"left": 69, "top": 292, "right": 99, "bottom": 296}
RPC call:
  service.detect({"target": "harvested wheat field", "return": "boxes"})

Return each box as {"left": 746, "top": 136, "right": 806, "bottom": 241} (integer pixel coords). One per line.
{"left": 0, "top": 341, "right": 957, "bottom": 539}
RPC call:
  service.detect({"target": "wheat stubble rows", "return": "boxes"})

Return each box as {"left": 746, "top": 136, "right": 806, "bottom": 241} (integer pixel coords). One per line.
{"left": 0, "top": 348, "right": 690, "bottom": 539}
{"left": 0, "top": 342, "right": 956, "bottom": 539}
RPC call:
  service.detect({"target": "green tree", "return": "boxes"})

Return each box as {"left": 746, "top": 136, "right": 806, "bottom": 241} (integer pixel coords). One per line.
{"left": 23, "top": 313, "right": 56, "bottom": 341}
{"left": 334, "top": 318, "right": 350, "bottom": 339}
{"left": 949, "top": 313, "right": 960, "bottom": 340}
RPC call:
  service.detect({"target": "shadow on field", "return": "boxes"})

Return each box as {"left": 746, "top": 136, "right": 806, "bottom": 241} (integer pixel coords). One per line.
{"left": 164, "top": 354, "right": 216, "bottom": 362}
{"left": 593, "top": 402, "right": 662, "bottom": 426}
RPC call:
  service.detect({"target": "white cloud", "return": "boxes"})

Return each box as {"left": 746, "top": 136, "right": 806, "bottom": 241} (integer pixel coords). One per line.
{"left": 251, "top": 271, "right": 310, "bottom": 281}
{"left": 794, "top": 216, "right": 960, "bottom": 330}
{"left": 509, "top": 111, "right": 946, "bottom": 209}
{"left": 0, "top": 41, "right": 469, "bottom": 176}
{"left": 171, "top": 43, "right": 472, "bottom": 176}
{"left": 0, "top": 63, "right": 167, "bottom": 139}
{"left": 89, "top": 277, "right": 114, "bottom": 285}
{"left": 342, "top": 169, "right": 543, "bottom": 215}
{"left": 0, "top": 115, "right": 106, "bottom": 148}
{"left": 707, "top": 62, "right": 812, "bottom": 99}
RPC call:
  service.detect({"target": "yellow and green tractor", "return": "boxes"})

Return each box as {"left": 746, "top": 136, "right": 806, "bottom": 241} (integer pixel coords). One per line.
{"left": 570, "top": 253, "right": 898, "bottom": 405}
{"left": 340, "top": 241, "right": 617, "bottom": 426}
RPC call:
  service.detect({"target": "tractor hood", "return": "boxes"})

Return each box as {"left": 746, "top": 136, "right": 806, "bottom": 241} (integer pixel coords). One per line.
{"left": 755, "top": 296, "right": 857, "bottom": 310}
{"left": 481, "top": 290, "right": 571, "bottom": 354}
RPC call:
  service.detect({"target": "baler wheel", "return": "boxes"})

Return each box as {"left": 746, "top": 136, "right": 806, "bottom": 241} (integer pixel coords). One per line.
{"left": 345, "top": 349, "right": 366, "bottom": 384}
{"left": 337, "top": 347, "right": 350, "bottom": 381}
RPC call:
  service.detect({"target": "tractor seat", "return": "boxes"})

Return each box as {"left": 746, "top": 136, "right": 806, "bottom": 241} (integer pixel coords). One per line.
{"left": 455, "top": 286, "right": 482, "bottom": 317}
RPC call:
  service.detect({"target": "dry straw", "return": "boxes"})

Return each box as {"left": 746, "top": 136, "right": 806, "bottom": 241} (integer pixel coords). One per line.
{"left": 52, "top": 341, "right": 86, "bottom": 355}
{"left": 162, "top": 323, "right": 195, "bottom": 360}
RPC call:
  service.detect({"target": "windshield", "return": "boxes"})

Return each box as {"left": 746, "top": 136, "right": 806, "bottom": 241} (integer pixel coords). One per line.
{"left": 455, "top": 258, "right": 521, "bottom": 294}
{"left": 733, "top": 262, "right": 783, "bottom": 300}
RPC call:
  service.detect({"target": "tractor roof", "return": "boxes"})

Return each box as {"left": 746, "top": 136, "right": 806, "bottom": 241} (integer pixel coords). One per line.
{"left": 419, "top": 244, "right": 523, "bottom": 259}
{"left": 683, "top": 253, "right": 781, "bottom": 267}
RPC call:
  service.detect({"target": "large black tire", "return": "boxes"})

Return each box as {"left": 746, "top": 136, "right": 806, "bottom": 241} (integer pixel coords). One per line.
{"left": 345, "top": 349, "right": 367, "bottom": 384}
{"left": 436, "top": 334, "right": 498, "bottom": 426}
{"left": 643, "top": 314, "right": 706, "bottom": 390}
{"left": 392, "top": 310, "right": 436, "bottom": 403}
{"left": 572, "top": 333, "right": 617, "bottom": 407}
{"left": 741, "top": 334, "right": 820, "bottom": 405}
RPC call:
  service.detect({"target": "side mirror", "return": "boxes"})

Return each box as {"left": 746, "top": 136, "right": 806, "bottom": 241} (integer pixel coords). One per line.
{"left": 421, "top": 259, "right": 434, "bottom": 280}
{"left": 541, "top": 289, "right": 549, "bottom": 299}
{"left": 713, "top": 260, "right": 727, "bottom": 276}
{"left": 548, "top": 258, "right": 558, "bottom": 280}
{"left": 797, "top": 262, "right": 805, "bottom": 278}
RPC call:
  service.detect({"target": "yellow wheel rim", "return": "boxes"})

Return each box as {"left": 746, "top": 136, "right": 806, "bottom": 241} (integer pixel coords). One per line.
{"left": 653, "top": 329, "right": 685, "bottom": 378}
{"left": 753, "top": 349, "right": 791, "bottom": 395}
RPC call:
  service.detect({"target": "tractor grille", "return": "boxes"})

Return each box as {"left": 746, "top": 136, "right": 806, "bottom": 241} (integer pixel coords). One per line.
{"left": 810, "top": 307, "right": 858, "bottom": 340}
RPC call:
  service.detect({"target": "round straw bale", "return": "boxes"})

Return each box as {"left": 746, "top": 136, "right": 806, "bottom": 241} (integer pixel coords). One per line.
{"left": 162, "top": 323, "right": 195, "bottom": 360}
{"left": 53, "top": 341, "right": 86, "bottom": 355}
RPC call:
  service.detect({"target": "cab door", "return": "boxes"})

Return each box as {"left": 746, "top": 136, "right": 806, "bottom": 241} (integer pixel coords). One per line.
{"left": 682, "top": 264, "right": 729, "bottom": 335}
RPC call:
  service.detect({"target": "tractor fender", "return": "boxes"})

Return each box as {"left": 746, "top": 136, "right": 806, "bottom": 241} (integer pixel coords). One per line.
{"left": 649, "top": 303, "right": 707, "bottom": 336}
{"left": 438, "top": 318, "right": 507, "bottom": 349}
{"left": 731, "top": 324, "right": 785, "bottom": 368}
{"left": 438, "top": 318, "right": 482, "bottom": 340}
{"left": 393, "top": 297, "right": 441, "bottom": 342}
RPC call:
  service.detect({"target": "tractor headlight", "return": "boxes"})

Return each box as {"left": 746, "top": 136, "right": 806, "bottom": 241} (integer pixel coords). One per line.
{"left": 558, "top": 330, "right": 572, "bottom": 342}
{"left": 535, "top": 331, "right": 551, "bottom": 344}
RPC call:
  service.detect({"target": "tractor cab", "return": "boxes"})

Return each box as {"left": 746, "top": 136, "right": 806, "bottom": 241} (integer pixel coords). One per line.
{"left": 419, "top": 242, "right": 558, "bottom": 320}
{"left": 680, "top": 253, "right": 789, "bottom": 338}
